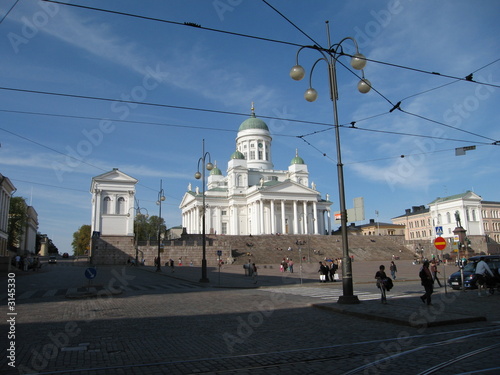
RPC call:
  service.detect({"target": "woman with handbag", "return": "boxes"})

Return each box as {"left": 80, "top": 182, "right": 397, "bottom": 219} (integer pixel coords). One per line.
{"left": 375, "top": 265, "right": 388, "bottom": 304}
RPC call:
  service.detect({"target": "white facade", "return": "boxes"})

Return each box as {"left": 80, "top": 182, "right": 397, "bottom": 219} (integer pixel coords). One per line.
{"left": 429, "top": 191, "right": 484, "bottom": 239}
{"left": 180, "top": 109, "right": 332, "bottom": 236}
{"left": 0, "top": 174, "right": 16, "bottom": 257}
{"left": 90, "top": 169, "right": 138, "bottom": 236}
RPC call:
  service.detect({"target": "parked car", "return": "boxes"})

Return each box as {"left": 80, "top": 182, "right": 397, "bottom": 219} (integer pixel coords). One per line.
{"left": 448, "top": 255, "right": 500, "bottom": 290}
{"left": 48, "top": 255, "right": 57, "bottom": 264}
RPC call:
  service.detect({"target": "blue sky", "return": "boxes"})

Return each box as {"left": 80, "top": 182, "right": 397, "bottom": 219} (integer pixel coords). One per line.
{"left": 1, "top": 0, "right": 499, "bottom": 254}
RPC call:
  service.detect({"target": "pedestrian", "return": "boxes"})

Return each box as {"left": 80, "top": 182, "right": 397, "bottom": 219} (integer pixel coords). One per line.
{"left": 252, "top": 263, "right": 258, "bottom": 284}
{"left": 178, "top": 257, "right": 182, "bottom": 266}
{"left": 475, "top": 257, "right": 494, "bottom": 296}
{"left": 318, "top": 261, "right": 329, "bottom": 283}
{"left": 390, "top": 261, "right": 397, "bottom": 280}
{"left": 375, "top": 265, "right": 388, "bottom": 304}
{"left": 430, "top": 260, "right": 442, "bottom": 287}
{"left": 288, "top": 259, "right": 294, "bottom": 273}
{"left": 419, "top": 260, "right": 434, "bottom": 305}
{"left": 169, "top": 258, "right": 175, "bottom": 273}
{"left": 329, "top": 262, "right": 336, "bottom": 281}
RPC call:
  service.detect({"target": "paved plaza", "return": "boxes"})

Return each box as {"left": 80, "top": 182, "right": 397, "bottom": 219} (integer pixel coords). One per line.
{"left": 1, "top": 260, "right": 500, "bottom": 374}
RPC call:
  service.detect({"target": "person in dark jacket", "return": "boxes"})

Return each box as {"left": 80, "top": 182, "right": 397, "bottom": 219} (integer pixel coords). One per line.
{"left": 419, "top": 260, "right": 434, "bottom": 305}
{"left": 375, "top": 265, "right": 388, "bottom": 304}
{"left": 318, "top": 262, "right": 329, "bottom": 282}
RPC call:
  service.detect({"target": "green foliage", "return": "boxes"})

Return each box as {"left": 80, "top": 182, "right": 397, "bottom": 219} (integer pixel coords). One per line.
{"left": 135, "top": 214, "right": 166, "bottom": 242}
{"left": 8, "top": 196, "right": 27, "bottom": 250}
{"left": 72, "top": 225, "right": 91, "bottom": 256}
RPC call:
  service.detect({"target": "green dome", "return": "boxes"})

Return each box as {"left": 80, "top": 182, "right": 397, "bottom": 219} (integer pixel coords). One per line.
{"left": 210, "top": 166, "right": 222, "bottom": 175}
{"left": 291, "top": 156, "right": 305, "bottom": 165}
{"left": 238, "top": 114, "right": 269, "bottom": 132}
{"left": 290, "top": 149, "right": 305, "bottom": 165}
{"left": 230, "top": 150, "right": 245, "bottom": 159}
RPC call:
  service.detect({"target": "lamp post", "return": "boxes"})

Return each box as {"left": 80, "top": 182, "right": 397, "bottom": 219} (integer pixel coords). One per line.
{"left": 290, "top": 21, "right": 371, "bottom": 304}
{"left": 156, "top": 180, "right": 166, "bottom": 272}
{"left": 129, "top": 200, "right": 149, "bottom": 266}
{"left": 195, "top": 139, "right": 213, "bottom": 283}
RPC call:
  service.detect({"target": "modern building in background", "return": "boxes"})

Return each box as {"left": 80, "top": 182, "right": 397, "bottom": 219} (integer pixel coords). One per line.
{"left": 180, "top": 107, "right": 333, "bottom": 236}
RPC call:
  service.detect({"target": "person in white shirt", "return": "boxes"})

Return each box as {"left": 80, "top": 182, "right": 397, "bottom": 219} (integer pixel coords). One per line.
{"left": 475, "top": 257, "right": 494, "bottom": 296}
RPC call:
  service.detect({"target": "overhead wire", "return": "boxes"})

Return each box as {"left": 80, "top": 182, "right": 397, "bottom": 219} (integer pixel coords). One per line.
{"left": 0, "top": 0, "right": 20, "bottom": 24}
{"left": 1, "top": 0, "right": 495, "bottom": 169}
{"left": 40, "top": 0, "right": 500, "bottom": 90}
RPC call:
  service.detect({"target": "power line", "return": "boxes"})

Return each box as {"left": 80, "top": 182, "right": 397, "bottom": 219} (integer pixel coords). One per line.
{"left": 41, "top": 1, "right": 500, "bottom": 90}
{"left": 0, "top": 0, "right": 19, "bottom": 24}
{"left": 0, "top": 86, "right": 334, "bottom": 128}
{"left": 41, "top": 0, "right": 302, "bottom": 48}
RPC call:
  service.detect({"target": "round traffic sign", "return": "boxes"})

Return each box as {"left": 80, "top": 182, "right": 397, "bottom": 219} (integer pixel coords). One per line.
{"left": 434, "top": 236, "right": 447, "bottom": 251}
{"left": 85, "top": 267, "right": 97, "bottom": 280}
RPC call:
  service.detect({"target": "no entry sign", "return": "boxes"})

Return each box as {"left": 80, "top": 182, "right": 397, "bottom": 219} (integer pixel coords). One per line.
{"left": 434, "top": 236, "right": 447, "bottom": 251}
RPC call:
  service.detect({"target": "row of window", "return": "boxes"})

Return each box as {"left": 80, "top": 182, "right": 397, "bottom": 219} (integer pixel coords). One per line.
{"left": 102, "top": 196, "right": 127, "bottom": 215}
{"left": 484, "top": 222, "right": 500, "bottom": 232}
{"left": 482, "top": 210, "right": 500, "bottom": 219}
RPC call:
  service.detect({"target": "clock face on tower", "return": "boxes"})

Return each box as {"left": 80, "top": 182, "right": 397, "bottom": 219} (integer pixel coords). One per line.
{"left": 258, "top": 143, "right": 263, "bottom": 148}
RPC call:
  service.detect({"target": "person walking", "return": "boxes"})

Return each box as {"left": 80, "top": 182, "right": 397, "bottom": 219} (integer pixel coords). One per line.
{"left": 252, "top": 263, "right": 258, "bottom": 284}
{"left": 430, "top": 260, "right": 442, "bottom": 287}
{"left": 389, "top": 261, "right": 397, "bottom": 280}
{"left": 419, "top": 261, "right": 434, "bottom": 305}
{"left": 475, "top": 257, "right": 494, "bottom": 296}
{"left": 375, "top": 265, "right": 388, "bottom": 304}
{"left": 318, "top": 262, "right": 328, "bottom": 283}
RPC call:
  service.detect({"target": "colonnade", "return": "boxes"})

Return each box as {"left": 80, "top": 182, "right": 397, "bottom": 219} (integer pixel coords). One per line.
{"left": 183, "top": 199, "right": 331, "bottom": 236}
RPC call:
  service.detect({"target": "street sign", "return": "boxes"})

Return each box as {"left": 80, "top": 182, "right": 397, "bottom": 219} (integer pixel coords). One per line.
{"left": 434, "top": 237, "right": 447, "bottom": 251}
{"left": 217, "top": 250, "right": 222, "bottom": 256}
{"left": 435, "top": 226, "right": 443, "bottom": 236}
{"left": 85, "top": 267, "right": 97, "bottom": 280}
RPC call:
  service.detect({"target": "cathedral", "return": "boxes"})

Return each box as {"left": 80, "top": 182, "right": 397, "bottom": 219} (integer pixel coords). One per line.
{"left": 180, "top": 106, "right": 333, "bottom": 236}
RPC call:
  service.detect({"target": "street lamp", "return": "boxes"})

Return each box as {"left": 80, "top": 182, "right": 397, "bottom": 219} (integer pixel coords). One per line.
{"left": 290, "top": 21, "right": 371, "bottom": 304}
{"left": 129, "top": 200, "right": 149, "bottom": 266}
{"left": 195, "top": 139, "right": 213, "bottom": 283}
{"left": 156, "top": 180, "right": 166, "bottom": 272}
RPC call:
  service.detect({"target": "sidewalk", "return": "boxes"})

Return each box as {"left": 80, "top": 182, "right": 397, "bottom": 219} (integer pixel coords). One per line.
{"left": 140, "top": 260, "right": 497, "bottom": 328}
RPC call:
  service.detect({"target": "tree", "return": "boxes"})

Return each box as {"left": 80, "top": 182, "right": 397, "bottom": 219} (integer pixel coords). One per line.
{"left": 72, "top": 225, "right": 91, "bottom": 256}
{"left": 8, "top": 196, "right": 28, "bottom": 250}
{"left": 134, "top": 214, "right": 166, "bottom": 243}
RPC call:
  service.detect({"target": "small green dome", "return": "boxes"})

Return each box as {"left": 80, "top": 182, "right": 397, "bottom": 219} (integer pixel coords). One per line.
{"left": 290, "top": 149, "right": 305, "bottom": 165}
{"left": 210, "top": 166, "right": 222, "bottom": 175}
{"left": 231, "top": 150, "right": 245, "bottom": 159}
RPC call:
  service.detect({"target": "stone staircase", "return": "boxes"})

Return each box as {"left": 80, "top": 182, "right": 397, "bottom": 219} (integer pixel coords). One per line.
{"left": 203, "top": 234, "right": 414, "bottom": 265}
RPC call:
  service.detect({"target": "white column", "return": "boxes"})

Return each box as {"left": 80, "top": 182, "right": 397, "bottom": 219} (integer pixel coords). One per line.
{"left": 327, "top": 209, "right": 331, "bottom": 235}
{"left": 270, "top": 200, "right": 276, "bottom": 234}
{"left": 95, "top": 190, "right": 102, "bottom": 233}
{"left": 303, "top": 201, "right": 308, "bottom": 234}
{"left": 281, "top": 200, "right": 286, "bottom": 234}
{"left": 293, "top": 201, "right": 298, "bottom": 234}
{"left": 260, "top": 199, "right": 265, "bottom": 234}
{"left": 232, "top": 205, "right": 238, "bottom": 235}
{"left": 313, "top": 202, "right": 319, "bottom": 234}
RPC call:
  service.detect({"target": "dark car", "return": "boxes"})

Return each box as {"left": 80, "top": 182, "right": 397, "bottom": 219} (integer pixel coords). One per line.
{"left": 48, "top": 255, "right": 57, "bottom": 264}
{"left": 448, "top": 255, "right": 500, "bottom": 290}
{"left": 62, "top": 253, "right": 69, "bottom": 258}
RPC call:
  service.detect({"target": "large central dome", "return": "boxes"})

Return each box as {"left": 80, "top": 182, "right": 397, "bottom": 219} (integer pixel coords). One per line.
{"left": 238, "top": 113, "right": 269, "bottom": 132}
